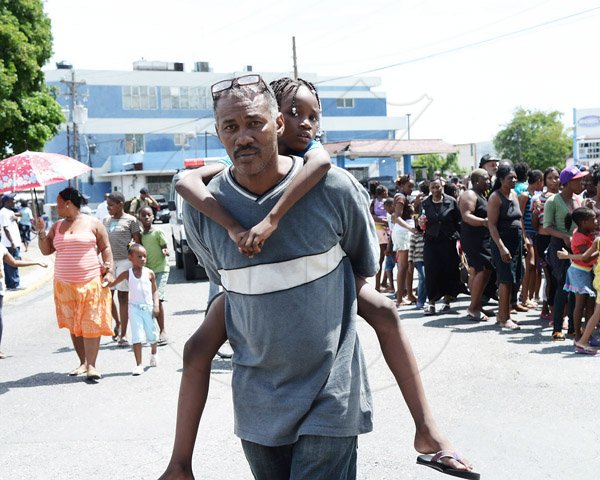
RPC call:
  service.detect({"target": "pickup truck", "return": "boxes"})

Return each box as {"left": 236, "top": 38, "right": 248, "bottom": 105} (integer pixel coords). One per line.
{"left": 168, "top": 171, "right": 208, "bottom": 281}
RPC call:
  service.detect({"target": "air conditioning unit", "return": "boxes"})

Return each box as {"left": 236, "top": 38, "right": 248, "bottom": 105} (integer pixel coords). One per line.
{"left": 174, "top": 133, "right": 188, "bottom": 147}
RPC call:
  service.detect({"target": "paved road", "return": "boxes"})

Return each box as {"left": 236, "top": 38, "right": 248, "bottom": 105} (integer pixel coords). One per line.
{"left": 1, "top": 224, "right": 599, "bottom": 479}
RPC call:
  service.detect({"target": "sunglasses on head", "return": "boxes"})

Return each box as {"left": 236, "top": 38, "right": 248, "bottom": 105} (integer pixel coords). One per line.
{"left": 211, "top": 74, "right": 267, "bottom": 100}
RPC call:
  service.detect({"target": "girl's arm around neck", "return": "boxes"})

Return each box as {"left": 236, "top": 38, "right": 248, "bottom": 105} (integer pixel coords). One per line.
{"left": 175, "top": 164, "right": 244, "bottom": 241}
{"left": 237, "top": 148, "right": 331, "bottom": 255}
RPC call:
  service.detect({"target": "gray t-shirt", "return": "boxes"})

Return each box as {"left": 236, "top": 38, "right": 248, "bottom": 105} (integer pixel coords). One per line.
{"left": 184, "top": 156, "right": 379, "bottom": 446}
{"left": 103, "top": 213, "right": 140, "bottom": 261}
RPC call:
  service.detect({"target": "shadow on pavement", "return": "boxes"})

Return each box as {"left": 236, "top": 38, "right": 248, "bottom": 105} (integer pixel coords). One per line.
{"left": 0, "top": 371, "right": 82, "bottom": 395}
{"left": 172, "top": 309, "right": 206, "bottom": 316}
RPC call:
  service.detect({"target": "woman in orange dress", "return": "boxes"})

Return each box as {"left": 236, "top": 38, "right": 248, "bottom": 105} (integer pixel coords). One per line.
{"left": 35, "top": 187, "right": 114, "bottom": 380}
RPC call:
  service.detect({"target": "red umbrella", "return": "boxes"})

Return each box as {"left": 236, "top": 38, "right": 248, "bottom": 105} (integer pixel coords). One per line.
{"left": 0, "top": 150, "right": 92, "bottom": 194}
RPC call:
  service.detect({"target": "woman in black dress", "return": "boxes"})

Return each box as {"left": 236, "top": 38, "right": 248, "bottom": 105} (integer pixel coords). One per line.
{"left": 487, "top": 163, "right": 526, "bottom": 330}
{"left": 420, "top": 178, "right": 462, "bottom": 315}
{"left": 458, "top": 169, "right": 493, "bottom": 321}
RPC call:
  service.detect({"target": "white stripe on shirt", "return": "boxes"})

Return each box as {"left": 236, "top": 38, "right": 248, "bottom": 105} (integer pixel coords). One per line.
{"left": 218, "top": 244, "right": 346, "bottom": 295}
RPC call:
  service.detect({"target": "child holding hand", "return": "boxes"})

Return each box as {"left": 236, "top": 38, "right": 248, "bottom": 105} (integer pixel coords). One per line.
{"left": 110, "top": 242, "right": 160, "bottom": 374}
{"left": 558, "top": 207, "right": 600, "bottom": 353}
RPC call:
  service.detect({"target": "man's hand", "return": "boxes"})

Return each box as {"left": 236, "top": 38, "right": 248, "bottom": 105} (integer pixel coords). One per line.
{"left": 37, "top": 261, "right": 48, "bottom": 268}
{"left": 557, "top": 248, "right": 570, "bottom": 260}
{"left": 162, "top": 247, "right": 170, "bottom": 257}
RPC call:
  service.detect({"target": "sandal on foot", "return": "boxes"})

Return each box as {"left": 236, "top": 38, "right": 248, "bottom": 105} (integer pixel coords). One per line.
{"left": 424, "top": 305, "right": 436, "bottom": 316}
{"left": 575, "top": 344, "right": 598, "bottom": 355}
{"left": 441, "top": 303, "right": 452, "bottom": 313}
{"left": 68, "top": 364, "right": 87, "bottom": 376}
{"left": 512, "top": 304, "right": 529, "bottom": 313}
{"left": 118, "top": 337, "right": 130, "bottom": 347}
{"left": 417, "top": 450, "right": 480, "bottom": 479}
{"left": 498, "top": 319, "right": 520, "bottom": 330}
{"left": 552, "top": 331, "right": 566, "bottom": 341}
{"left": 86, "top": 366, "right": 102, "bottom": 380}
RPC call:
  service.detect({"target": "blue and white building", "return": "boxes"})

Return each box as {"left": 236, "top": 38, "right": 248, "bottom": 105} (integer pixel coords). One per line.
{"left": 44, "top": 61, "right": 410, "bottom": 202}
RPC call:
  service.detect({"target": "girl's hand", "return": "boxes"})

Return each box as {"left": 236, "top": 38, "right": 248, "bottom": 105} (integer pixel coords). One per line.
{"left": 38, "top": 261, "right": 48, "bottom": 268}
{"left": 240, "top": 218, "right": 277, "bottom": 256}
{"left": 101, "top": 271, "right": 113, "bottom": 288}
{"left": 162, "top": 248, "right": 170, "bottom": 257}
{"left": 500, "top": 246, "right": 512, "bottom": 263}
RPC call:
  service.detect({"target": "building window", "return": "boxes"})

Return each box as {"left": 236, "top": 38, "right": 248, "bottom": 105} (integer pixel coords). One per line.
{"left": 161, "top": 86, "right": 211, "bottom": 110}
{"left": 336, "top": 98, "right": 354, "bottom": 108}
{"left": 125, "top": 134, "right": 144, "bottom": 153}
{"left": 122, "top": 86, "right": 157, "bottom": 110}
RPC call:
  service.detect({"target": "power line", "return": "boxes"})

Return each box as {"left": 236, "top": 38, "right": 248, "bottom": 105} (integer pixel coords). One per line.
{"left": 314, "top": 5, "right": 600, "bottom": 85}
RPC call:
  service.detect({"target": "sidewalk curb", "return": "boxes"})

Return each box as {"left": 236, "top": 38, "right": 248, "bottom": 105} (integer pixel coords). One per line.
{"left": 4, "top": 262, "right": 55, "bottom": 304}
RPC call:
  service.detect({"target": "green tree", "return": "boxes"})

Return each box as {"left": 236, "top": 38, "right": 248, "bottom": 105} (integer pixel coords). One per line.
{"left": 493, "top": 108, "right": 571, "bottom": 172}
{"left": 412, "top": 152, "right": 466, "bottom": 180}
{"left": 0, "top": 0, "right": 63, "bottom": 157}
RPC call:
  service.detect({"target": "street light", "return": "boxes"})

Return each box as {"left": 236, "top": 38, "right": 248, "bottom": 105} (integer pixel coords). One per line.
{"left": 406, "top": 113, "right": 411, "bottom": 140}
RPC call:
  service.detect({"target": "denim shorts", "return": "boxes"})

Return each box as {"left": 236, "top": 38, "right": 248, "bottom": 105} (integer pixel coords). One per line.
{"left": 129, "top": 303, "right": 159, "bottom": 344}
{"left": 241, "top": 435, "right": 357, "bottom": 480}
{"left": 384, "top": 254, "right": 395, "bottom": 272}
{"left": 564, "top": 265, "right": 595, "bottom": 297}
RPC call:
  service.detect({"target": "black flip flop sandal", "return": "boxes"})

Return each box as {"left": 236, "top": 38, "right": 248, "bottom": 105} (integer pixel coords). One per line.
{"left": 417, "top": 451, "right": 480, "bottom": 479}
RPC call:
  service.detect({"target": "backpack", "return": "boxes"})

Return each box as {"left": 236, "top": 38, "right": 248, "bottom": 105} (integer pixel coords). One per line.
{"left": 124, "top": 196, "right": 137, "bottom": 215}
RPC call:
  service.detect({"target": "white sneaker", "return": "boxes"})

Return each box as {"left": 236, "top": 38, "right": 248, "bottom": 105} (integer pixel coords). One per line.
{"left": 149, "top": 354, "right": 158, "bottom": 367}
{"left": 158, "top": 333, "right": 168, "bottom": 346}
{"left": 132, "top": 365, "right": 144, "bottom": 376}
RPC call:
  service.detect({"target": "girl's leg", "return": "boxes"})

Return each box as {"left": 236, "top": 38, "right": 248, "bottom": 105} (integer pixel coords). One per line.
{"left": 111, "top": 289, "right": 120, "bottom": 338}
{"left": 133, "top": 342, "right": 143, "bottom": 366}
{"left": 395, "top": 250, "right": 409, "bottom": 306}
{"left": 157, "top": 300, "right": 165, "bottom": 336}
{"left": 578, "top": 303, "right": 600, "bottom": 346}
{"left": 164, "top": 293, "right": 227, "bottom": 476}
{"left": 520, "top": 247, "right": 534, "bottom": 304}
{"left": 118, "top": 291, "right": 129, "bottom": 341}
{"left": 406, "top": 262, "right": 417, "bottom": 302}
{"left": 354, "top": 275, "right": 459, "bottom": 458}
{"left": 572, "top": 293, "right": 586, "bottom": 340}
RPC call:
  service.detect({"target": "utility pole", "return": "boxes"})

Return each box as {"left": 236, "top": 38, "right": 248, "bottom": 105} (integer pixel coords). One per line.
{"left": 406, "top": 113, "right": 411, "bottom": 140}
{"left": 292, "top": 36, "right": 298, "bottom": 80}
{"left": 60, "top": 70, "right": 86, "bottom": 161}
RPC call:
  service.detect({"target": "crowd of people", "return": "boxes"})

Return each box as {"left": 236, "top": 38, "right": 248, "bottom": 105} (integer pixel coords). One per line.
{"left": 371, "top": 156, "right": 600, "bottom": 353}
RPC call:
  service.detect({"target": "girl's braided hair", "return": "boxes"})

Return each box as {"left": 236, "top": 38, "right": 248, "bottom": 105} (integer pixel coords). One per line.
{"left": 269, "top": 77, "right": 321, "bottom": 114}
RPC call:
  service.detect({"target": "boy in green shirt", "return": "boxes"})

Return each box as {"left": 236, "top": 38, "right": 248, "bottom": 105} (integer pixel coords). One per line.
{"left": 139, "top": 206, "right": 170, "bottom": 345}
